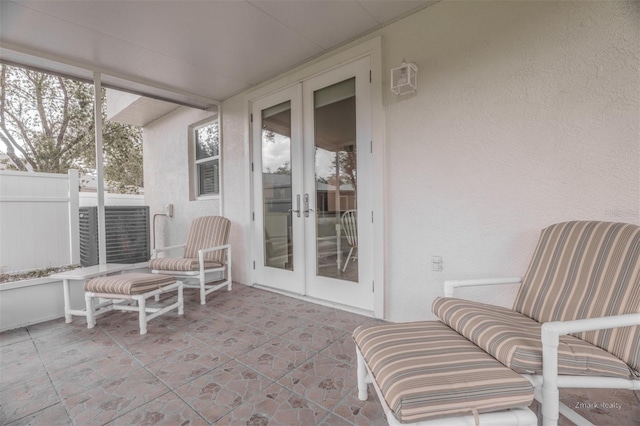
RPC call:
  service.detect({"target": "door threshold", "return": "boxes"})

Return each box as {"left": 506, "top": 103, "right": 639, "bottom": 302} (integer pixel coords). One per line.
{"left": 251, "top": 283, "right": 375, "bottom": 318}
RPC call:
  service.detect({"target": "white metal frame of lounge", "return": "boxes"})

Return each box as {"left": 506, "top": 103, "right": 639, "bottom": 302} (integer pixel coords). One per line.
{"left": 444, "top": 277, "right": 640, "bottom": 426}
{"left": 355, "top": 276, "right": 640, "bottom": 426}
{"left": 51, "top": 263, "right": 135, "bottom": 323}
{"left": 85, "top": 280, "right": 184, "bottom": 335}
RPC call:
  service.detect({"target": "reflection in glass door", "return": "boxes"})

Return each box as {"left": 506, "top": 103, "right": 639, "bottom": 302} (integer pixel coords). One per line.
{"left": 252, "top": 85, "right": 304, "bottom": 295}
{"left": 303, "top": 56, "right": 372, "bottom": 311}
{"left": 261, "top": 101, "right": 294, "bottom": 271}
{"left": 313, "top": 78, "right": 358, "bottom": 282}
{"left": 252, "top": 56, "right": 372, "bottom": 312}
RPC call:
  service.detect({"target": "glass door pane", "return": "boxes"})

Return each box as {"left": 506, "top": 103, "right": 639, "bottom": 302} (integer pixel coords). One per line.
{"left": 313, "top": 78, "right": 358, "bottom": 282}
{"left": 261, "top": 101, "right": 294, "bottom": 270}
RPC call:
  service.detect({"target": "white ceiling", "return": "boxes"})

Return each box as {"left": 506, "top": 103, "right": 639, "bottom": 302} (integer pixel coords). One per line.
{"left": 0, "top": 0, "right": 436, "bottom": 109}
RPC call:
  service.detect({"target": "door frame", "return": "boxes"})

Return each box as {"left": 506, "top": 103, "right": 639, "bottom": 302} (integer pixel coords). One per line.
{"left": 244, "top": 37, "right": 385, "bottom": 318}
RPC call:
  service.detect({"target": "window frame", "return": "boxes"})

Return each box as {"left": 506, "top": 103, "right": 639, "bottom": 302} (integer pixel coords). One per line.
{"left": 191, "top": 117, "right": 221, "bottom": 200}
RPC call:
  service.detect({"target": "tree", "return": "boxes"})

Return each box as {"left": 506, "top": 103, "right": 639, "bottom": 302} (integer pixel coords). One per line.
{"left": 0, "top": 64, "right": 143, "bottom": 193}
{"left": 331, "top": 149, "right": 357, "bottom": 190}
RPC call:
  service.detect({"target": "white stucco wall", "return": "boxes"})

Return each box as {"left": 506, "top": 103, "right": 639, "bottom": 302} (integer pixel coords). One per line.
{"left": 379, "top": 0, "right": 639, "bottom": 321}
{"left": 147, "top": 0, "right": 639, "bottom": 322}
{"left": 143, "top": 107, "right": 221, "bottom": 251}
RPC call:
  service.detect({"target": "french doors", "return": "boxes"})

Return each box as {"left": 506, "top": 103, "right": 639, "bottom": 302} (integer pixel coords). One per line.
{"left": 251, "top": 57, "right": 373, "bottom": 311}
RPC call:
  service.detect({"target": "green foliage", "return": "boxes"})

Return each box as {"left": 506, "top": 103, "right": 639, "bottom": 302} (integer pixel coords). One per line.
{"left": 0, "top": 64, "right": 143, "bottom": 193}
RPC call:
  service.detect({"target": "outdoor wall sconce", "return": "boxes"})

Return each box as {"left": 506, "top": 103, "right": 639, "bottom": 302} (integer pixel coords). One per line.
{"left": 390, "top": 62, "right": 417, "bottom": 95}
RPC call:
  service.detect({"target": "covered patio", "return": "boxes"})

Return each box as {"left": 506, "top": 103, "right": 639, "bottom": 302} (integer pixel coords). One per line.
{"left": 2, "top": 285, "right": 637, "bottom": 425}
{"left": 1, "top": 0, "right": 639, "bottom": 425}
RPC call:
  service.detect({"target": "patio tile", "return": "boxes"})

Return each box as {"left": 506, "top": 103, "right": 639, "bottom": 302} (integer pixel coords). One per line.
{"left": 280, "top": 320, "right": 348, "bottom": 352}
{"left": 235, "top": 337, "right": 317, "bottom": 381}
{"left": 30, "top": 320, "right": 111, "bottom": 351}
{"left": 38, "top": 334, "right": 123, "bottom": 373}
{"left": 248, "top": 310, "right": 306, "bottom": 336}
{"left": 48, "top": 348, "right": 142, "bottom": 399}
{"left": 175, "top": 360, "right": 273, "bottom": 424}
{"left": 62, "top": 367, "right": 170, "bottom": 425}
{"left": 0, "top": 328, "right": 30, "bottom": 346}
{"left": 0, "top": 354, "right": 47, "bottom": 392}
{"left": 320, "top": 333, "right": 357, "bottom": 365}
{"left": 127, "top": 330, "right": 202, "bottom": 366}
{"left": 110, "top": 391, "right": 208, "bottom": 425}
{"left": 287, "top": 300, "right": 337, "bottom": 320}
{"left": 216, "top": 382, "right": 329, "bottom": 425}
{"left": 185, "top": 312, "right": 233, "bottom": 335}
{"left": 4, "top": 402, "right": 71, "bottom": 426}
{"left": 224, "top": 303, "right": 272, "bottom": 324}
{"left": 331, "top": 385, "right": 388, "bottom": 425}
{"left": 203, "top": 293, "right": 247, "bottom": 313}
{"left": 255, "top": 293, "right": 301, "bottom": 310}
{"left": 318, "top": 413, "right": 355, "bottom": 425}
{"left": 320, "top": 309, "right": 379, "bottom": 333}
{"left": 0, "top": 375, "right": 60, "bottom": 425}
{"left": 192, "top": 322, "right": 276, "bottom": 358}
{"left": 0, "top": 339, "right": 38, "bottom": 366}
{"left": 278, "top": 353, "right": 357, "bottom": 412}
{"left": 145, "top": 343, "right": 231, "bottom": 389}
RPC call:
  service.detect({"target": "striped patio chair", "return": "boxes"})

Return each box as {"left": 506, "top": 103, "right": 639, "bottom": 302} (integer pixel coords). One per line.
{"left": 150, "top": 216, "right": 231, "bottom": 305}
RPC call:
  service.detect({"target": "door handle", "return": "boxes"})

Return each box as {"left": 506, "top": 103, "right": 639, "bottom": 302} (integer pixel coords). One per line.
{"left": 288, "top": 194, "right": 301, "bottom": 217}
{"left": 304, "top": 193, "right": 314, "bottom": 217}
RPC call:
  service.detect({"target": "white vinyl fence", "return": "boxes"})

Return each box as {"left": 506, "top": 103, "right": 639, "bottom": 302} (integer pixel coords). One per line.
{"left": 0, "top": 170, "right": 80, "bottom": 273}
{"left": 0, "top": 170, "right": 145, "bottom": 274}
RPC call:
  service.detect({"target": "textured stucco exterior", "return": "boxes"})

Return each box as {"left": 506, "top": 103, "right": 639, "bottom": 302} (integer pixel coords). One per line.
{"left": 144, "top": 1, "right": 639, "bottom": 322}
{"left": 143, "top": 107, "right": 221, "bottom": 251}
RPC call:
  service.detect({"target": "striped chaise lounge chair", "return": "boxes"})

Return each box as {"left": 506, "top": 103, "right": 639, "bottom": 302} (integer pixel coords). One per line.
{"left": 84, "top": 273, "right": 184, "bottom": 335}
{"left": 354, "top": 221, "right": 640, "bottom": 425}
{"left": 150, "top": 216, "right": 232, "bottom": 305}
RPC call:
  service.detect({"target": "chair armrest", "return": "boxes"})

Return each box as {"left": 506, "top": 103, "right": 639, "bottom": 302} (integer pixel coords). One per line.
{"left": 199, "top": 244, "right": 230, "bottom": 255}
{"left": 197, "top": 244, "right": 231, "bottom": 273}
{"left": 541, "top": 313, "right": 640, "bottom": 341}
{"left": 152, "top": 243, "right": 186, "bottom": 258}
{"left": 444, "top": 277, "right": 523, "bottom": 297}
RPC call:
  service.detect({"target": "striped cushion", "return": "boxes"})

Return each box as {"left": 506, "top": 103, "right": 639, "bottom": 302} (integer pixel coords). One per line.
{"left": 433, "top": 297, "right": 634, "bottom": 378}
{"left": 353, "top": 321, "right": 533, "bottom": 423}
{"left": 84, "top": 273, "right": 176, "bottom": 295}
{"left": 183, "top": 216, "right": 231, "bottom": 264}
{"left": 149, "top": 257, "right": 223, "bottom": 272}
{"left": 513, "top": 221, "right": 640, "bottom": 372}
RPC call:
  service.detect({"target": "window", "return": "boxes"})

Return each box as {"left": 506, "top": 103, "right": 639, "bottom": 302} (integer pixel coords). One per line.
{"left": 193, "top": 120, "right": 220, "bottom": 197}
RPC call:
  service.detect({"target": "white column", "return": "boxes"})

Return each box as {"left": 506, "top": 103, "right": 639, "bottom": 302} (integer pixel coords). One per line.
{"left": 67, "top": 169, "right": 80, "bottom": 265}
{"left": 94, "top": 72, "right": 107, "bottom": 265}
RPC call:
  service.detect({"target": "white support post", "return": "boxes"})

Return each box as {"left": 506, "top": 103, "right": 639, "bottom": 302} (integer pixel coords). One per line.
{"left": 227, "top": 245, "right": 232, "bottom": 291}
{"left": 93, "top": 72, "right": 107, "bottom": 265}
{"left": 541, "top": 323, "right": 561, "bottom": 426}
{"left": 67, "top": 169, "right": 80, "bottom": 265}
{"left": 199, "top": 250, "right": 206, "bottom": 304}
{"left": 356, "top": 349, "right": 369, "bottom": 401}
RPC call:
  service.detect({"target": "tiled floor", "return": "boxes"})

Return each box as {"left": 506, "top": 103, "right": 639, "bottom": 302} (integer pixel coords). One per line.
{"left": 1, "top": 284, "right": 638, "bottom": 425}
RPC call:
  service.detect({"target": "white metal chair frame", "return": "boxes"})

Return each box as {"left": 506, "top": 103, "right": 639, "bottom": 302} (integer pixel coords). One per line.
{"left": 85, "top": 281, "right": 184, "bottom": 335}
{"left": 444, "top": 278, "right": 640, "bottom": 426}
{"left": 151, "top": 243, "right": 231, "bottom": 305}
{"left": 341, "top": 209, "right": 358, "bottom": 272}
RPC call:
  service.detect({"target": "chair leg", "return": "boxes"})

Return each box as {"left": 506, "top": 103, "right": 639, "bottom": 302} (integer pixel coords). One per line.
{"left": 85, "top": 292, "right": 96, "bottom": 329}
{"left": 343, "top": 247, "right": 355, "bottom": 272}
{"left": 357, "top": 350, "right": 369, "bottom": 401}
{"left": 177, "top": 283, "right": 184, "bottom": 315}
{"left": 200, "top": 269, "right": 206, "bottom": 305}
{"left": 138, "top": 296, "right": 148, "bottom": 335}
